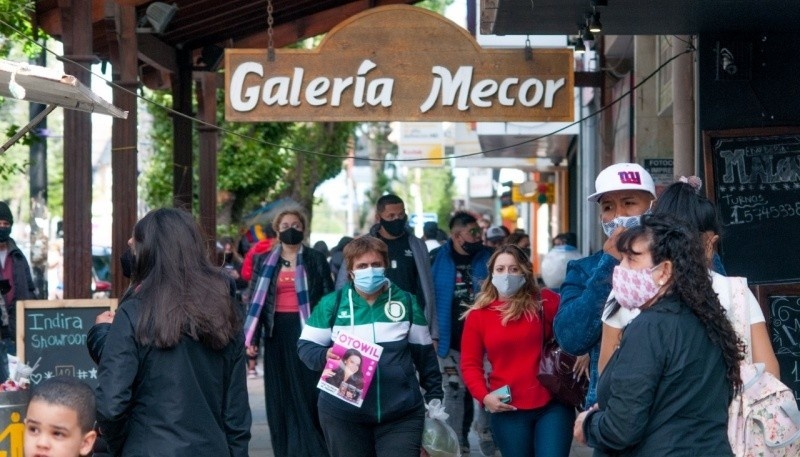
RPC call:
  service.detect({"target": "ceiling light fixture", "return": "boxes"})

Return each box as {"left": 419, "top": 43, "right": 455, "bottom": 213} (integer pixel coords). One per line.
{"left": 581, "top": 26, "right": 595, "bottom": 43}
{"left": 136, "top": 2, "right": 178, "bottom": 34}
{"left": 575, "top": 38, "right": 586, "bottom": 54}
{"left": 588, "top": 10, "right": 602, "bottom": 33}
{"left": 568, "top": 35, "right": 586, "bottom": 54}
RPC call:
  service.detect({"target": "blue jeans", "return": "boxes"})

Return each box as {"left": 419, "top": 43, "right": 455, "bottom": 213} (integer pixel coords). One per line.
{"left": 490, "top": 401, "right": 575, "bottom": 457}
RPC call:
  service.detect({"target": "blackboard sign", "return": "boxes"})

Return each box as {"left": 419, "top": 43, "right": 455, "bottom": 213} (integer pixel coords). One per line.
{"left": 16, "top": 299, "right": 117, "bottom": 390}
{"left": 754, "top": 284, "right": 800, "bottom": 408}
{"left": 703, "top": 127, "right": 800, "bottom": 284}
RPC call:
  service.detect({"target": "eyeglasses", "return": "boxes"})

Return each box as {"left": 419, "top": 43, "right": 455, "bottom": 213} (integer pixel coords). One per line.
{"left": 279, "top": 222, "right": 303, "bottom": 231}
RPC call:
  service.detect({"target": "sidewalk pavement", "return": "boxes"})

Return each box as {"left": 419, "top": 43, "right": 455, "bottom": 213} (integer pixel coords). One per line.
{"left": 246, "top": 367, "right": 592, "bottom": 457}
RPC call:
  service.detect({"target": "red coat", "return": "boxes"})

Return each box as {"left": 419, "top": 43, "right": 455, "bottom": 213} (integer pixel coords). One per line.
{"left": 461, "top": 288, "right": 560, "bottom": 410}
{"left": 241, "top": 239, "right": 273, "bottom": 281}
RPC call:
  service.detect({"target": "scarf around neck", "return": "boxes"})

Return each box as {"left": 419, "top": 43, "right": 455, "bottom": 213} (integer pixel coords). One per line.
{"left": 244, "top": 244, "right": 310, "bottom": 346}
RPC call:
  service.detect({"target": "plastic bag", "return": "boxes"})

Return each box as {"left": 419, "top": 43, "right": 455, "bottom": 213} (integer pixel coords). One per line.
{"left": 422, "top": 399, "right": 461, "bottom": 457}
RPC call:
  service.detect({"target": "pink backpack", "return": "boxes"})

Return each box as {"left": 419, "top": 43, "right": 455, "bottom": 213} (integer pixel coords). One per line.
{"left": 727, "top": 277, "right": 800, "bottom": 456}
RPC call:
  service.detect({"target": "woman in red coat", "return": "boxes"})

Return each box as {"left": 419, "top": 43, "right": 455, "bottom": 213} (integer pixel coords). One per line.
{"left": 460, "top": 245, "right": 575, "bottom": 457}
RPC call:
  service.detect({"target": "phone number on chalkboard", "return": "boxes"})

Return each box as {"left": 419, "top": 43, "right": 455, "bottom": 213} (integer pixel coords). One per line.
{"left": 728, "top": 202, "right": 800, "bottom": 225}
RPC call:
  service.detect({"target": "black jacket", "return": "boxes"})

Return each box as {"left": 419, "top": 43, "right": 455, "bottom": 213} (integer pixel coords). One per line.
{"left": 95, "top": 295, "right": 251, "bottom": 457}
{"left": 246, "top": 245, "right": 333, "bottom": 341}
{"left": 583, "top": 294, "right": 733, "bottom": 457}
{"left": 2, "top": 239, "right": 36, "bottom": 338}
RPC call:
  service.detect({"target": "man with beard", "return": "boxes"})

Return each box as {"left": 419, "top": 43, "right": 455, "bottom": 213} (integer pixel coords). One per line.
{"left": 430, "top": 211, "right": 494, "bottom": 454}
{"left": 335, "top": 194, "right": 436, "bottom": 333}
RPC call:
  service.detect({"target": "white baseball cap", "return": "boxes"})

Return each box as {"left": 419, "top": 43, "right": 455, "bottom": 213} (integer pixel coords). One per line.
{"left": 587, "top": 163, "right": 657, "bottom": 202}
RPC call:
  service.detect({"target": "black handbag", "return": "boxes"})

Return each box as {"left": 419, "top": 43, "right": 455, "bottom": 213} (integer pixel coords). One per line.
{"left": 536, "top": 309, "right": 589, "bottom": 409}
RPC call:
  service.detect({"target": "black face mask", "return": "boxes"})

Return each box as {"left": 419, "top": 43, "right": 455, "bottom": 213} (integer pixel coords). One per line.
{"left": 0, "top": 227, "right": 10, "bottom": 243}
{"left": 120, "top": 248, "right": 136, "bottom": 279}
{"left": 462, "top": 240, "right": 484, "bottom": 257}
{"left": 279, "top": 227, "right": 304, "bottom": 245}
{"left": 380, "top": 217, "right": 407, "bottom": 237}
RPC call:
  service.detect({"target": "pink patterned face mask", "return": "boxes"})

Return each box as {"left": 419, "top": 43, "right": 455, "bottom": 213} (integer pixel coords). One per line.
{"left": 612, "top": 264, "right": 664, "bottom": 310}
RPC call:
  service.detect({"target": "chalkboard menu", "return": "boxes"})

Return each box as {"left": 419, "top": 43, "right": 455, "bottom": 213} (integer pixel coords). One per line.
{"left": 703, "top": 127, "right": 800, "bottom": 284}
{"left": 16, "top": 299, "right": 117, "bottom": 390}
{"left": 755, "top": 284, "right": 800, "bottom": 408}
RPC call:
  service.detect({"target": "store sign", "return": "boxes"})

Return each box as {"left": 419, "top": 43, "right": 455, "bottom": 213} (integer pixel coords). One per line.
{"left": 225, "top": 5, "right": 573, "bottom": 122}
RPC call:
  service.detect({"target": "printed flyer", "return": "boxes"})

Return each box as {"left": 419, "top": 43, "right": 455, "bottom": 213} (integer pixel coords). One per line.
{"left": 318, "top": 331, "right": 383, "bottom": 407}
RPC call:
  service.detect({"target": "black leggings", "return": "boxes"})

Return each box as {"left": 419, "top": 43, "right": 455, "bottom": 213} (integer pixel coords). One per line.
{"left": 319, "top": 408, "right": 425, "bottom": 457}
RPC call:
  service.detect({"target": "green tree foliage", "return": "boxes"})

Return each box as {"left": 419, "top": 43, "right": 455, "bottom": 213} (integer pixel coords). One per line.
{"left": 141, "top": 88, "right": 355, "bottom": 229}
{"left": 0, "top": 1, "right": 40, "bottom": 58}
{"left": 396, "top": 166, "right": 455, "bottom": 233}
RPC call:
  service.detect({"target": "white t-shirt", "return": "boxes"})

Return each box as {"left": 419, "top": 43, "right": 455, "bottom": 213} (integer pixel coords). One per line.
{"left": 603, "top": 270, "right": 765, "bottom": 329}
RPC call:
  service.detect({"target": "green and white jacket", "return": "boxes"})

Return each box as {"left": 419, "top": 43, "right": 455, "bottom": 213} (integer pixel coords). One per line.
{"left": 298, "top": 282, "right": 443, "bottom": 424}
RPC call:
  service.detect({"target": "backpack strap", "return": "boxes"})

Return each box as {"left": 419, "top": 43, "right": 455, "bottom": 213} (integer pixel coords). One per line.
{"left": 728, "top": 276, "right": 753, "bottom": 364}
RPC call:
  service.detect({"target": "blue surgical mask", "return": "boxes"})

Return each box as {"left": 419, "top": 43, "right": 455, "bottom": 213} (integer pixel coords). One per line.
{"left": 352, "top": 267, "right": 387, "bottom": 294}
{"left": 601, "top": 215, "right": 642, "bottom": 237}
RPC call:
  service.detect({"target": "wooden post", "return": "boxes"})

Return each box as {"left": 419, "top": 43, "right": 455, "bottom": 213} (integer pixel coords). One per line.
{"left": 197, "top": 72, "right": 219, "bottom": 259}
{"left": 173, "top": 50, "right": 193, "bottom": 210}
{"left": 110, "top": 3, "right": 139, "bottom": 298}
{"left": 59, "top": 0, "right": 95, "bottom": 299}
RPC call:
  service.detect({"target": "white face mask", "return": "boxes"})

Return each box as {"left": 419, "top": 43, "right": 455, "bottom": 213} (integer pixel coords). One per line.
{"left": 601, "top": 215, "right": 642, "bottom": 237}
{"left": 491, "top": 274, "right": 526, "bottom": 298}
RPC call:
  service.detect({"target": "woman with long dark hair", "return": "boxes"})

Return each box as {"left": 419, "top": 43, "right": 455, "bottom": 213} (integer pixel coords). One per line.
{"left": 599, "top": 179, "right": 778, "bottom": 376}
{"left": 244, "top": 207, "right": 334, "bottom": 457}
{"left": 574, "top": 213, "right": 743, "bottom": 456}
{"left": 96, "top": 208, "right": 251, "bottom": 456}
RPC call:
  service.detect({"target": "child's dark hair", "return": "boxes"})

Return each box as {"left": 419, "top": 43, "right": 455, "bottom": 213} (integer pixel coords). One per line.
{"left": 30, "top": 376, "right": 96, "bottom": 433}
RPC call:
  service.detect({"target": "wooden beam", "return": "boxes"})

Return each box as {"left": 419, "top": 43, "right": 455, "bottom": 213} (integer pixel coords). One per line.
{"left": 234, "top": 0, "right": 416, "bottom": 49}
{"left": 172, "top": 49, "right": 193, "bottom": 210}
{"left": 36, "top": 0, "right": 108, "bottom": 38}
{"left": 60, "top": 0, "right": 94, "bottom": 299}
{"left": 110, "top": 2, "right": 139, "bottom": 298}
{"left": 575, "top": 71, "right": 603, "bottom": 87}
{"left": 137, "top": 33, "right": 178, "bottom": 73}
{"left": 197, "top": 72, "right": 218, "bottom": 257}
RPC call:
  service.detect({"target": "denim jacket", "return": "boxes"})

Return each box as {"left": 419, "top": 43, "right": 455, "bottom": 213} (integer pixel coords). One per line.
{"left": 553, "top": 250, "right": 618, "bottom": 409}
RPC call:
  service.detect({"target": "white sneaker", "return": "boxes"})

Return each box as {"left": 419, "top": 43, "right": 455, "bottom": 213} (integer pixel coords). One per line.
{"left": 247, "top": 369, "right": 259, "bottom": 379}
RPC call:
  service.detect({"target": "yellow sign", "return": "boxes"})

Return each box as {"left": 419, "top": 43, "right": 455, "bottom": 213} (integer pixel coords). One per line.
{"left": 225, "top": 5, "right": 574, "bottom": 123}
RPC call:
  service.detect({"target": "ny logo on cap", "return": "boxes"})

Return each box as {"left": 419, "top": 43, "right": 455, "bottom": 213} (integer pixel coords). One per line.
{"left": 618, "top": 171, "right": 642, "bottom": 184}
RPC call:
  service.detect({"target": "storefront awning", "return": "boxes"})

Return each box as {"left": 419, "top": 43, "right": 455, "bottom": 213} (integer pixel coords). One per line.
{"left": 0, "top": 59, "right": 127, "bottom": 153}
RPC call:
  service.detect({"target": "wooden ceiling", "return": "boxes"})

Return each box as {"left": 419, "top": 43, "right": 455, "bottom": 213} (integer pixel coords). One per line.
{"left": 34, "top": 0, "right": 421, "bottom": 87}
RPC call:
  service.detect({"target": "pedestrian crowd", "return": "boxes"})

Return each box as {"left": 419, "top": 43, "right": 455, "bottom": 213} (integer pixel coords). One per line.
{"left": 1, "top": 159, "right": 791, "bottom": 457}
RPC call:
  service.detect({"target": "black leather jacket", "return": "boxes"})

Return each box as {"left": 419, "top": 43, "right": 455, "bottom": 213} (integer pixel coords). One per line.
{"left": 95, "top": 295, "right": 251, "bottom": 457}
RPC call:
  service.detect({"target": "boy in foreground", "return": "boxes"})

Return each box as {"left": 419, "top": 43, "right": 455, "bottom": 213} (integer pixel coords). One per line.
{"left": 24, "top": 376, "right": 97, "bottom": 457}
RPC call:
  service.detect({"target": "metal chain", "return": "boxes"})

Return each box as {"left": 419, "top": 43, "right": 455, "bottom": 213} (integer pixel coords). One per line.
{"left": 267, "top": 0, "right": 275, "bottom": 61}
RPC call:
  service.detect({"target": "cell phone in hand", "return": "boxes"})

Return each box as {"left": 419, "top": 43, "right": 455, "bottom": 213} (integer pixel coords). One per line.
{"left": 490, "top": 385, "right": 511, "bottom": 404}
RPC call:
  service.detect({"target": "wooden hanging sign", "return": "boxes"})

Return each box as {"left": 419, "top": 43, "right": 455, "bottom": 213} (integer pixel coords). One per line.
{"left": 225, "top": 5, "right": 574, "bottom": 122}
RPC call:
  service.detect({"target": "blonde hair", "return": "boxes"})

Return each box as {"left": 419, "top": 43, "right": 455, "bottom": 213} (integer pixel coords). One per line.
{"left": 272, "top": 208, "right": 308, "bottom": 234}
{"left": 463, "top": 245, "right": 541, "bottom": 326}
